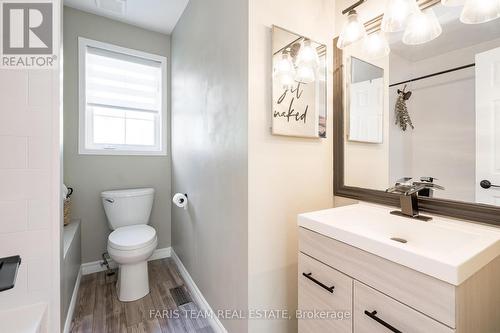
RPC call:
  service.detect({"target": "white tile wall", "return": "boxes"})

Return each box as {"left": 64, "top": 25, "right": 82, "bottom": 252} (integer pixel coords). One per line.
{"left": 28, "top": 71, "right": 54, "bottom": 109}
{"left": 0, "top": 229, "right": 52, "bottom": 260}
{"left": 0, "top": 71, "right": 28, "bottom": 110}
{"left": 0, "top": 170, "right": 51, "bottom": 200}
{"left": 0, "top": 136, "right": 28, "bottom": 169}
{"left": 0, "top": 200, "right": 28, "bottom": 233}
{"left": 28, "top": 136, "right": 52, "bottom": 169}
{"left": 0, "top": 64, "right": 60, "bottom": 331}
{"left": 0, "top": 1, "right": 62, "bottom": 331}
{"left": 28, "top": 199, "right": 52, "bottom": 230}
{"left": 0, "top": 107, "right": 52, "bottom": 137}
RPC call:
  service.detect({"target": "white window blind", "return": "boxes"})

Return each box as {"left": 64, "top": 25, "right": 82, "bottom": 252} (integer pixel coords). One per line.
{"left": 79, "top": 38, "right": 166, "bottom": 155}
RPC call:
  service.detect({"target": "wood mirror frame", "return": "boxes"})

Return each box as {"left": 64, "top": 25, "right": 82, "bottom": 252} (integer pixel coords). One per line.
{"left": 332, "top": 6, "right": 500, "bottom": 225}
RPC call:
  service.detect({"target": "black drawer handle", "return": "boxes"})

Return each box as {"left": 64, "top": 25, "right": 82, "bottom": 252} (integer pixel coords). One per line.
{"left": 302, "top": 272, "right": 335, "bottom": 293}
{"left": 364, "top": 310, "right": 402, "bottom": 333}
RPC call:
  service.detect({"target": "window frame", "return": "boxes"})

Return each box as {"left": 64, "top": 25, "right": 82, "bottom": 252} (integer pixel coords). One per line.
{"left": 78, "top": 37, "right": 167, "bottom": 156}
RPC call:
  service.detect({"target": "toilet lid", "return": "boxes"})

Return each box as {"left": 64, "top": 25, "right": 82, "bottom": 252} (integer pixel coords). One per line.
{"left": 108, "top": 225, "right": 157, "bottom": 251}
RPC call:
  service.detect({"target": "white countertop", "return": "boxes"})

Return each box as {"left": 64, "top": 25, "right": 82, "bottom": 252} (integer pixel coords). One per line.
{"left": 298, "top": 203, "right": 500, "bottom": 285}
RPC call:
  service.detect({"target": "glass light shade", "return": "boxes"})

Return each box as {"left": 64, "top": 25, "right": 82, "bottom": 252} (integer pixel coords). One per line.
{"left": 382, "top": 0, "right": 412, "bottom": 32}
{"left": 441, "top": 0, "right": 465, "bottom": 6}
{"left": 296, "top": 39, "right": 319, "bottom": 69}
{"left": 295, "top": 65, "right": 316, "bottom": 84}
{"left": 337, "top": 10, "right": 367, "bottom": 49}
{"left": 363, "top": 31, "right": 391, "bottom": 59}
{"left": 274, "top": 53, "right": 295, "bottom": 89}
{"left": 403, "top": 7, "right": 442, "bottom": 45}
{"left": 460, "top": 0, "right": 500, "bottom": 24}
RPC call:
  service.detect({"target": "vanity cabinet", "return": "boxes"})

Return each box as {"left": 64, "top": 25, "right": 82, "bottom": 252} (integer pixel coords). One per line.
{"left": 298, "top": 227, "right": 500, "bottom": 333}
{"left": 298, "top": 253, "right": 352, "bottom": 333}
{"left": 353, "top": 281, "right": 453, "bottom": 333}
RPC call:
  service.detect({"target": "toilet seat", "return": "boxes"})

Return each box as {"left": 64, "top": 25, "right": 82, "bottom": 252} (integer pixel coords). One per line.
{"left": 108, "top": 225, "right": 156, "bottom": 251}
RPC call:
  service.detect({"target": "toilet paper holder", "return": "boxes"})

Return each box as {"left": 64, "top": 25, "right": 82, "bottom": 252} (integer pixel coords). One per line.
{"left": 173, "top": 193, "right": 189, "bottom": 210}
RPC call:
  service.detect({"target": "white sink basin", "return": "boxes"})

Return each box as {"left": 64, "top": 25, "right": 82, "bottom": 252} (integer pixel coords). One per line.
{"left": 298, "top": 203, "right": 500, "bottom": 285}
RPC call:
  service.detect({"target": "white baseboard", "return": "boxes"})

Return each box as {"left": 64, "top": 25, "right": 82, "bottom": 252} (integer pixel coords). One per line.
{"left": 63, "top": 268, "right": 82, "bottom": 333}
{"left": 81, "top": 247, "right": 172, "bottom": 275}
{"left": 149, "top": 247, "right": 171, "bottom": 261}
{"left": 171, "top": 249, "right": 227, "bottom": 333}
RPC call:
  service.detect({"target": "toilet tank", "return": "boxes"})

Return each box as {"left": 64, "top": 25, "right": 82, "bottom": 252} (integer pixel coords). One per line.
{"left": 101, "top": 188, "right": 154, "bottom": 230}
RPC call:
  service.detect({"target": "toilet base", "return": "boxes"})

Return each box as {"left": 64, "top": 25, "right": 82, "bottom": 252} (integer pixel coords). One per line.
{"left": 116, "top": 261, "right": 150, "bottom": 302}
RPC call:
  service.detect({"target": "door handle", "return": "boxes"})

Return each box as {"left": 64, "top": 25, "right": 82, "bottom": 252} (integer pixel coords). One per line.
{"left": 480, "top": 180, "right": 500, "bottom": 189}
{"left": 364, "top": 310, "right": 402, "bottom": 333}
{"left": 302, "top": 272, "right": 335, "bottom": 293}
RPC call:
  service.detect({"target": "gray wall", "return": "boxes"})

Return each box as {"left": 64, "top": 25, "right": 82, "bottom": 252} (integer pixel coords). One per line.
{"left": 63, "top": 7, "right": 171, "bottom": 262}
{"left": 171, "top": 0, "right": 249, "bottom": 332}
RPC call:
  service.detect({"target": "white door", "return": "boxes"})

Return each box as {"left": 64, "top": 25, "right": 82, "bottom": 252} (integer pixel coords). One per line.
{"left": 476, "top": 47, "right": 500, "bottom": 205}
{"left": 348, "top": 77, "right": 384, "bottom": 143}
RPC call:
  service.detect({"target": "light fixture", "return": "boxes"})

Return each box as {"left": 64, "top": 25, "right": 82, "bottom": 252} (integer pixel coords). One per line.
{"left": 273, "top": 53, "right": 295, "bottom": 89}
{"left": 296, "top": 39, "right": 320, "bottom": 69}
{"left": 441, "top": 0, "right": 465, "bottom": 6}
{"left": 381, "top": 0, "right": 412, "bottom": 32}
{"left": 295, "top": 65, "right": 316, "bottom": 84}
{"left": 403, "top": 5, "right": 442, "bottom": 45}
{"left": 363, "top": 31, "right": 391, "bottom": 59}
{"left": 337, "top": 10, "right": 367, "bottom": 49}
{"left": 295, "top": 39, "right": 320, "bottom": 84}
{"left": 460, "top": 0, "right": 500, "bottom": 24}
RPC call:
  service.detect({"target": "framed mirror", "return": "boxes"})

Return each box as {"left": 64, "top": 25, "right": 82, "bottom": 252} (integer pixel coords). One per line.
{"left": 272, "top": 25, "right": 327, "bottom": 138}
{"left": 333, "top": 1, "right": 500, "bottom": 225}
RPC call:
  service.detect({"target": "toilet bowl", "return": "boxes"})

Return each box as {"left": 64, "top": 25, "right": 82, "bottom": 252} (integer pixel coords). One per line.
{"left": 108, "top": 225, "right": 157, "bottom": 301}
{"left": 101, "top": 188, "right": 156, "bottom": 302}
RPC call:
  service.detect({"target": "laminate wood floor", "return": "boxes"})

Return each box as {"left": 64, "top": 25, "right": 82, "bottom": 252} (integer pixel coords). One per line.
{"left": 70, "top": 258, "right": 214, "bottom": 333}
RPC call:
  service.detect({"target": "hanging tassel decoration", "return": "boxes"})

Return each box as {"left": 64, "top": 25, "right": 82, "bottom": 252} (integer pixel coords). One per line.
{"left": 395, "top": 85, "right": 414, "bottom": 131}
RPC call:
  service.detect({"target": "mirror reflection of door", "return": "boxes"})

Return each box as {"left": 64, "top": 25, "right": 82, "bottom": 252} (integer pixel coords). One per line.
{"left": 348, "top": 57, "right": 384, "bottom": 143}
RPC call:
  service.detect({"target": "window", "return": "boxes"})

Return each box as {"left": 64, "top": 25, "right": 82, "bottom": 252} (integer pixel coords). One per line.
{"left": 78, "top": 38, "right": 167, "bottom": 155}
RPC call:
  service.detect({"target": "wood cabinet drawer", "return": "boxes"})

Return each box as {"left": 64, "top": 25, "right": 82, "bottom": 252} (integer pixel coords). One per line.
{"left": 298, "top": 253, "right": 353, "bottom": 333}
{"left": 354, "top": 281, "right": 454, "bottom": 333}
{"left": 299, "top": 227, "right": 456, "bottom": 328}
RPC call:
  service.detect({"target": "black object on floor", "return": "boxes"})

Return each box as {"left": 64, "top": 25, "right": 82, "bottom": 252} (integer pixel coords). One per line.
{"left": 0, "top": 255, "right": 21, "bottom": 292}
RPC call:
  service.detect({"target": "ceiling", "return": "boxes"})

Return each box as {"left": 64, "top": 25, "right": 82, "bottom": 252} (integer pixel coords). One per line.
{"left": 64, "top": 0, "right": 189, "bottom": 34}
{"left": 389, "top": 4, "right": 500, "bottom": 62}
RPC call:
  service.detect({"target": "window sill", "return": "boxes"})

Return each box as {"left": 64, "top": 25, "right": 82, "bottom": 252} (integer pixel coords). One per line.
{"left": 78, "top": 149, "right": 167, "bottom": 156}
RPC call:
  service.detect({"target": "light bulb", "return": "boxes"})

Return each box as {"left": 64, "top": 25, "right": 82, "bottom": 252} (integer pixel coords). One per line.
{"left": 460, "top": 0, "right": 500, "bottom": 24}
{"left": 382, "top": 0, "right": 412, "bottom": 32}
{"left": 337, "top": 10, "right": 367, "bottom": 49}
{"left": 441, "top": 0, "right": 465, "bottom": 6}
{"left": 274, "top": 53, "right": 295, "bottom": 89}
{"left": 280, "top": 73, "right": 295, "bottom": 88}
{"left": 296, "top": 39, "right": 319, "bottom": 69}
{"left": 403, "top": 7, "right": 442, "bottom": 45}
{"left": 295, "top": 65, "right": 316, "bottom": 84}
{"left": 363, "top": 31, "right": 391, "bottom": 59}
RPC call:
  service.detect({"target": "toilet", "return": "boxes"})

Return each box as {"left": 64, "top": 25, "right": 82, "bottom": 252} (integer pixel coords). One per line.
{"left": 101, "top": 188, "right": 157, "bottom": 302}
